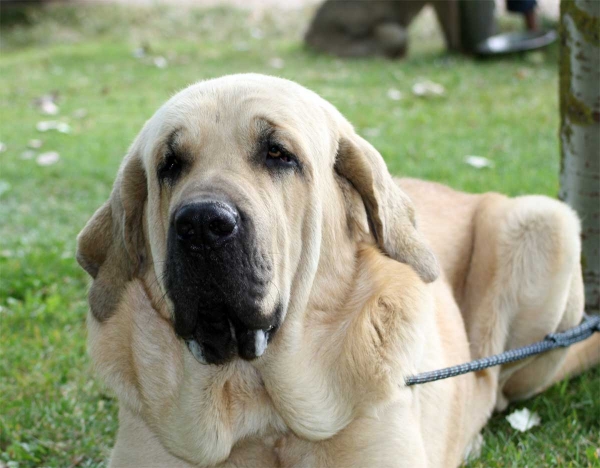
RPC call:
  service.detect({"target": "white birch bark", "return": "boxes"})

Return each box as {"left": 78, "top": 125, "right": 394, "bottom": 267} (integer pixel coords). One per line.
{"left": 559, "top": 0, "right": 600, "bottom": 312}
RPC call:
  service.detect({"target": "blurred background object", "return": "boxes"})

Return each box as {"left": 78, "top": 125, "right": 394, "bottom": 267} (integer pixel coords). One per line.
{"left": 507, "top": 0, "right": 539, "bottom": 30}
{"left": 304, "top": 0, "right": 558, "bottom": 58}
{"left": 304, "top": 0, "right": 461, "bottom": 58}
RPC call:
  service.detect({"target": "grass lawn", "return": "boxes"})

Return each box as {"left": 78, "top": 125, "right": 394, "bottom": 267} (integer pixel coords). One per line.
{"left": 1, "top": 4, "right": 598, "bottom": 467}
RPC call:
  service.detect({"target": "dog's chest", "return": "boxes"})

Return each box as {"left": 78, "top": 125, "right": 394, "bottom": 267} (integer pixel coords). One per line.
{"left": 219, "top": 361, "right": 288, "bottom": 440}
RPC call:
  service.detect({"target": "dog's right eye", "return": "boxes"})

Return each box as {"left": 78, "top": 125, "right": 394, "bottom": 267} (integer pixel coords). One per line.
{"left": 158, "top": 152, "right": 182, "bottom": 183}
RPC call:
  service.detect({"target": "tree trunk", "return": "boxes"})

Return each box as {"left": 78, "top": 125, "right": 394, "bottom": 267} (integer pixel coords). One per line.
{"left": 559, "top": 0, "right": 600, "bottom": 312}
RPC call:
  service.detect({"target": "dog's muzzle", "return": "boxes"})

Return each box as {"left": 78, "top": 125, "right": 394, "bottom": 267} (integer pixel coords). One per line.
{"left": 165, "top": 199, "right": 281, "bottom": 365}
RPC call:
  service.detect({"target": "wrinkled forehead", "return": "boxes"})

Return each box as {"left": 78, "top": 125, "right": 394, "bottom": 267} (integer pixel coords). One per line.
{"left": 140, "top": 75, "right": 340, "bottom": 165}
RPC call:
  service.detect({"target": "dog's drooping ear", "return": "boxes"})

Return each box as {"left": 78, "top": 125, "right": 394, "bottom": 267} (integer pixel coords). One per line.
{"left": 335, "top": 134, "right": 439, "bottom": 283}
{"left": 76, "top": 152, "right": 147, "bottom": 321}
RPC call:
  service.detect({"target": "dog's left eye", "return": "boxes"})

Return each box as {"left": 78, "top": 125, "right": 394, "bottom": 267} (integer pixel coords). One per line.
{"left": 266, "top": 144, "right": 297, "bottom": 169}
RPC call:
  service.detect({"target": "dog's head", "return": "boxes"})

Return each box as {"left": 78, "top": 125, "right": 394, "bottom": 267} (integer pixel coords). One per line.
{"left": 77, "top": 74, "right": 438, "bottom": 365}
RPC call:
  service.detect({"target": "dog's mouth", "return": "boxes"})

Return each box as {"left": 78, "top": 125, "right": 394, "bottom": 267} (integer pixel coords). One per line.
{"left": 178, "top": 303, "right": 282, "bottom": 366}
{"left": 185, "top": 324, "right": 274, "bottom": 365}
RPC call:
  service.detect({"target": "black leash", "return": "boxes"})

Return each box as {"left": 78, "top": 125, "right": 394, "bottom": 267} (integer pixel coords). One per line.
{"left": 405, "top": 313, "right": 600, "bottom": 386}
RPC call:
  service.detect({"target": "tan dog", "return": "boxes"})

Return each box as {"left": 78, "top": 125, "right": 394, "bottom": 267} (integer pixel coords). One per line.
{"left": 77, "top": 74, "right": 599, "bottom": 467}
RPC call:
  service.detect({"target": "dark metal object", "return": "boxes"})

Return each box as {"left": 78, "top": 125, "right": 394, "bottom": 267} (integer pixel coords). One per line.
{"left": 460, "top": 0, "right": 497, "bottom": 53}
{"left": 405, "top": 314, "right": 600, "bottom": 386}
{"left": 475, "top": 29, "right": 558, "bottom": 56}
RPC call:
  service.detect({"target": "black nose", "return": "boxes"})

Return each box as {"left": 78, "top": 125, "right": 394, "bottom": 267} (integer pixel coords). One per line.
{"left": 175, "top": 201, "right": 239, "bottom": 248}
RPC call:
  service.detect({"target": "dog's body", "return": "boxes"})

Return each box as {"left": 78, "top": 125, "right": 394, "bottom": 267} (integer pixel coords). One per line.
{"left": 78, "top": 75, "right": 599, "bottom": 467}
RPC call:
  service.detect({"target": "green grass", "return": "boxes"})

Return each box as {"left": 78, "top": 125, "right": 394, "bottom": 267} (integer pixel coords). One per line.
{"left": 0, "top": 4, "right": 598, "bottom": 467}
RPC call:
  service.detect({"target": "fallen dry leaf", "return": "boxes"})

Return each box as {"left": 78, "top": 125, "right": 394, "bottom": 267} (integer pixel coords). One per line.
{"left": 36, "top": 151, "right": 60, "bottom": 166}
{"left": 386, "top": 88, "right": 403, "bottom": 101}
{"left": 465, "top": 155, "right": 494, "bottom": 169}
{"left": 412, "top": 80, "right": 445, "bottom": 98}
{"left": 154, "top": 56, "right": 168, "bottom": 69}
{"left": 57, "top": 123, "right": 70, "bottom": 133}
{"left": 28, "top": 139, "right": 43, "bottom": 149}
{"left": 40, "top": 100, "right": 59, "bottom": 115}
{"left": 33, "top": 93, "right": 60, "bottom": 115}
{"left": 36, "top": 121, "right": 53, "bottom": 132}
{"left": 36, "top": 121, "right": 71, "bottom": 134}
{"left": 506, "top": 408, "right": 541, "bottom": 432}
